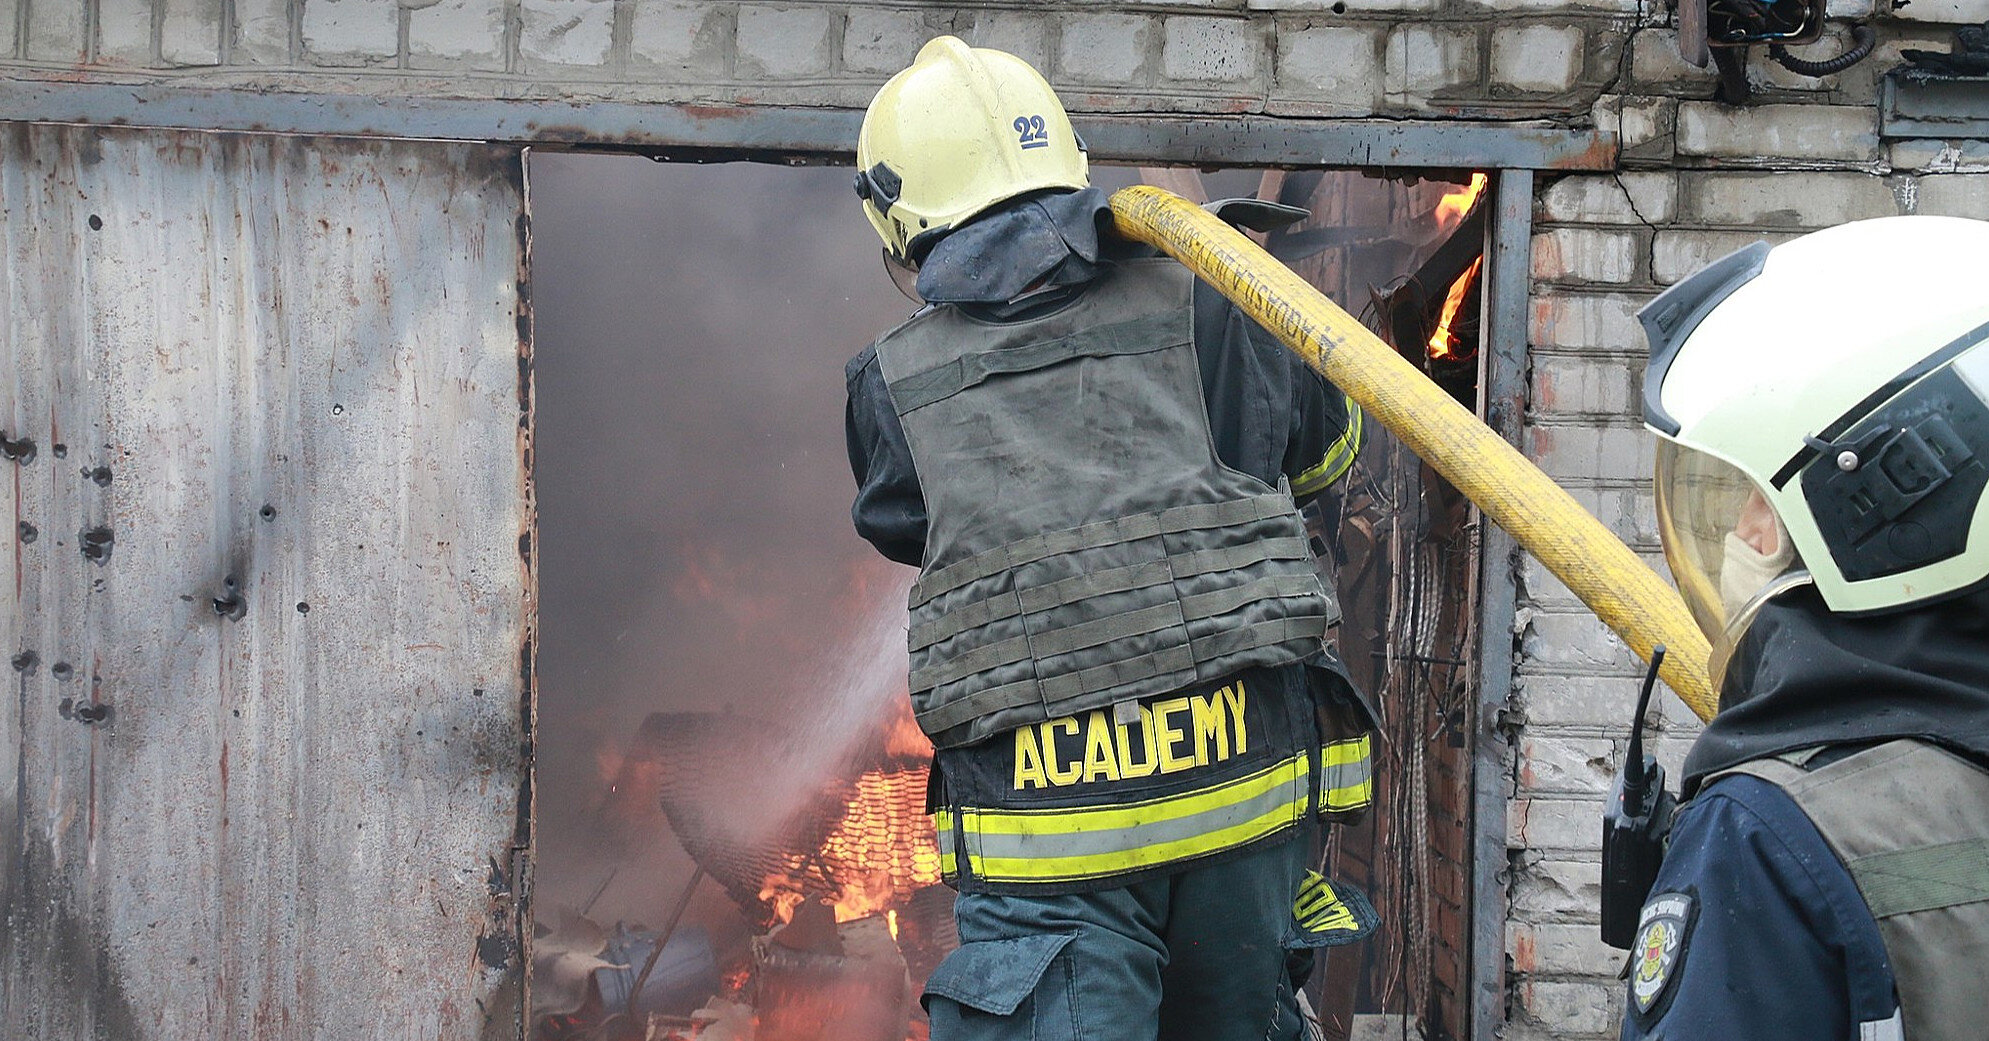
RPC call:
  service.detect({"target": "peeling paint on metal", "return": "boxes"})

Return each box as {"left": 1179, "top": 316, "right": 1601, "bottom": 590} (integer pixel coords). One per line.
{"left": 0, "top": 124, "right": 531, "bottom": 1041}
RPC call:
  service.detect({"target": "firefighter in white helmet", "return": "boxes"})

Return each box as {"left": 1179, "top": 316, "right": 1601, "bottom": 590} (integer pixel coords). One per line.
{"left": 844, "top": 37, "right": 1376, "bottom": 1041}
{"left": 1620, "top": 215, "right": 1989, "bottom": 1041}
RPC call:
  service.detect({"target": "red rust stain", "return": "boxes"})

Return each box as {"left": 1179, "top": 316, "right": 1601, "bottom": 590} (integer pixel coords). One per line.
{"left": 1554, "top": 132, "right": 1621, "bottom": 172}
{"left": 681, "top": 105, "right": 753, "bottom": 122}
{"left": 1512, "top": 928, "right": 1538, "bottom": 972}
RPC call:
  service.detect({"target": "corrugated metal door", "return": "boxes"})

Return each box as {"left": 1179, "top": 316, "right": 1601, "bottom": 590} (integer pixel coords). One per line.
{"left": 0, "top": 125, "right": 533, "bottom": 1040}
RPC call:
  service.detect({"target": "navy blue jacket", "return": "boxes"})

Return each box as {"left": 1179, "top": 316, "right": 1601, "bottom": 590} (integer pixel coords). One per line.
{"left": 1620, "top": 774, "right": 1897, "bottom": 1040}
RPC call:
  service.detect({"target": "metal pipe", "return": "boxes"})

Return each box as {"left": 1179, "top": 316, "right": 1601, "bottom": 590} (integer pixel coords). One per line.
{"left": 1106, "top": 184, "right": 1718, "bottom": 721}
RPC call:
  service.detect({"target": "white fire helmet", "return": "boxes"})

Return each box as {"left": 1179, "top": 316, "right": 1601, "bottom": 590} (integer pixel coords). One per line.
{"left": 854, "top": 36, "right": 1089, "bottom": 267}
{"left": 1642, "top": 215, "right": 1989, "bottom": 684}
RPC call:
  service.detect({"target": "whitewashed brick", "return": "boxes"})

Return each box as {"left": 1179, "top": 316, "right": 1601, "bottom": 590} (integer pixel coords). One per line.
{"left": 1520, "top": 980, "right": 1623, "bottom": 1036}
{"left": 1251, "top": 0, "right": 1437, "bottom": 9}
{"left": 1511, "top": 922, "right": 1623, "bottom": 975}
{"left": 301, "top": 0, "right": 398, "bottom": 63}
{"left": 1891, "top": 0, "right": 1989, "bottom": 21}
{"left": 1491, "top": 24, "right": 1584, "bottom": 93}
{"left": 843, "top": 8, "right": 924, "bottom": 76}
{"left": 1468, "top": 0, "right": 1638, "bottom": 8}
{"left": 1890, "top": 139, "right": 1989, "bottom": 174}
{"left": 1529, "top": 291, "right": 1652, "bottom": 351}
{"left": 1511, "top": 857, "right": 1602, "bottom": 919}
{"left": 1386, "top": 24, "right": 1481, "bottom": 97}
{"left": 1531, "top": 353, "right": 1642, "bottom": 418}
{"left": 1618, "top": 95, "right": 1676, "bottom": 162}
{"left": 1679, "top": 170, "right": 1897, "bottom": 227}
{"left": 1272, "top": 25, "right": 1383, "bottom": 115}
{"left": 1519, "top": 608, "right": 1641, "bottom": 671}
{"left": 631, "top": 2, "right": 732, "bottom": 76}
{"left": 1564, "top": 485, "right": 1662, "bottom": 546}
{"left": 1511, "top": 795, "right": 1607, "bottom": 849}
{"left": 1532, "top": 228, "right": 1640, "bottom": 284}
{"left": 233, "top": 0, "right": 292, "bottom": 64}
{"left": 1520, "top": 735, "right": 1618, "bottom": 796}
{"left": 1161, "top": 16, "right": 1264, "bottom": 84}
{"left": 99, "top": 0, "right": 156, "bottom": 64}
{"left": 967, "top": 10, "right": 1055, "bottom": 73}
{"left": 1059, "top": 14, "right": 1152, "bottom": 86}
{"left": 1539, "top": 172, "right": 1677, "bottom": 225}
{"left": 1517, "top": 670, "right": 1665, "bottom": 729}
{"left": 1915, "top": 175, "right": 1989, "bottom": 219}
{"left": 162, "top": 0, "right": 224, "bottom": 66}
{"left": 1676, "top": 102, "right": 1878, "bottom": 163}
{"left": 1629, "top": 30, "right": 1717, "bottom": 88}
{"left": 409, "top": 0, "right": 506, "bottom": 69}
{"left": 1652, "top": 229, "right": 1798, "bottom": 285}
{"left": 24, "top": 0, "right": 86, "bottom": 61}
{"left": 737, "top": 3, "right": 836, "bottom": 80}
{"left": 521, "top": 0, "right": 615, "bottom": 68}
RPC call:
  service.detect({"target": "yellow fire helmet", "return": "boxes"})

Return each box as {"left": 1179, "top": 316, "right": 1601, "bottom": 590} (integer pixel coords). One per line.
{"left": 855, "top": 36, "right": 1089, "bottom": 265}
{"left": 1640, "top": 215, "right": 1989, "bottom": 680}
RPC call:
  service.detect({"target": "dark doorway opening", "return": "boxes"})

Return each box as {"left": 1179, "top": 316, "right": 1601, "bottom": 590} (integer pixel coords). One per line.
{"left": 527, "top": 153, "right": 1491, "bottom": 1041}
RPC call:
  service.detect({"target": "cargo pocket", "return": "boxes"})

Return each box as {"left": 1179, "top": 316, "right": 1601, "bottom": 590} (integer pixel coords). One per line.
{"left": 1287, "top": 870, "right": 1379, "bottom": 950}
{"left": 921, "top": 934, "right": 1077, "bottom": 1041}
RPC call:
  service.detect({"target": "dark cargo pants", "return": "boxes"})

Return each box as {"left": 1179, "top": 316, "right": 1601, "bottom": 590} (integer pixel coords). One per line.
{"left": 921, "top": 835, "right": 1316, "bottom": 1041}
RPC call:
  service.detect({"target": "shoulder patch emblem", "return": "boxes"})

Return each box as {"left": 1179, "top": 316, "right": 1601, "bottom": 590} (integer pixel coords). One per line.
{"left": 1630, "top": 891, "right": 1695, "bottom": 1018}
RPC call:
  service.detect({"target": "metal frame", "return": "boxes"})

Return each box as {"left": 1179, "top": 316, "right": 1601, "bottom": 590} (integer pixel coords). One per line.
{"left": 0, "top": 79, "right": 1615, "bottom": 171}
{"left": 0, "top": 78, "right": 1563, "bottom": 1040}
{"left": 1880, "top": 73, "right": 1989, "bottom": 140}
{"left": 1471, "top": 168, "right": 1535, "bottom": 1041}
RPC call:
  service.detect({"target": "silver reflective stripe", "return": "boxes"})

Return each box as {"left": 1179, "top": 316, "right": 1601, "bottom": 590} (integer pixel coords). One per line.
{"left": 1321, "top": 757, "right": 1372, "bottom": 795}
{"left": 1860, "top": 1009, "right": 1903, "bottom": 1041}
{"left": 961, "top": 770, "right": 1305, "bottom": 864}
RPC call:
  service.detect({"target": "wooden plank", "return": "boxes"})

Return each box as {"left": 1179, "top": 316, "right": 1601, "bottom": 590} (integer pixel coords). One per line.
{"left": 0, "top": 124, "right": 533, "bottom": 1041}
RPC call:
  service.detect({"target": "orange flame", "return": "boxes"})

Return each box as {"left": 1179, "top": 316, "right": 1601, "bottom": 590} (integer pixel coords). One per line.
{"left": 1433, "top": 173, "right": 1489, "bottom": 230}
{"left": 1427, "top": 256, "right": 1484, "bottom": 362}
{"left": 757, "top": 763, "right": 943, "bottom": 928}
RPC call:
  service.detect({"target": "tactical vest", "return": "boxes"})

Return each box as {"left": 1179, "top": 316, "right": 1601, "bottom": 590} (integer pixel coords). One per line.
{"left": 872, "top": 259, "right": 1331, "bottom": 750}
{"left": 1714, "top": 740, "right": 1989, "bottom": 1041}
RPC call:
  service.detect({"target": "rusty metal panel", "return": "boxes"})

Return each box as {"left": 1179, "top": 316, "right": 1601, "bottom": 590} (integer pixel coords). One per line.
{"left": 0, "top": 125, "right": 533, "bottom": 1040}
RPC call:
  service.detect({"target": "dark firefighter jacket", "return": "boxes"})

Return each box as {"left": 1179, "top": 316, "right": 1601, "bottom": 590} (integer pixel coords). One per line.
{"left": 845, "top": 187, "right": 1369, "bottom": 894}
{"left": 1620, "top": 587, "right": 1989, "bottom": 1041}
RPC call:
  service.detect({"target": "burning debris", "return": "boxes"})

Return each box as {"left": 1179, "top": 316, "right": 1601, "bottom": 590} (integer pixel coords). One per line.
{"left": 533, "top": 708, "right": 948, "bottom": 1041}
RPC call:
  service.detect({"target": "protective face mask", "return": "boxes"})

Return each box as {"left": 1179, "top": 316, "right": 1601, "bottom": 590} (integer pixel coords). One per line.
{"left": 1719, "top": 528, "right": 1794, "bottom": 623}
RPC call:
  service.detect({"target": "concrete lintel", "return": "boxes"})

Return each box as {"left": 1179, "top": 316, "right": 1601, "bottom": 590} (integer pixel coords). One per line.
{"left": 0, "top": 78, "right": 1619, "bottom": 171}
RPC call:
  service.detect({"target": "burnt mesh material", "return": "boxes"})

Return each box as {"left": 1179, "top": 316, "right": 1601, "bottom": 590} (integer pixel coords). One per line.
{"left": 635, "top": 712, "right": 941, "bottom": 923}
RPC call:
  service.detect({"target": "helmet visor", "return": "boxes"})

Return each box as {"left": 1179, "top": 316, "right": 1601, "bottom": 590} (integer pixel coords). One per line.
{"left": 1655, "top": 441, "right": 1801, "bottom": 644}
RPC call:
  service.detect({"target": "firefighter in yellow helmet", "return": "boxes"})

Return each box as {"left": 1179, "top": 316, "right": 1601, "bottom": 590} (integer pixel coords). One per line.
{"left": 843, "top": 37, "right": 1376, "bottom": 1041}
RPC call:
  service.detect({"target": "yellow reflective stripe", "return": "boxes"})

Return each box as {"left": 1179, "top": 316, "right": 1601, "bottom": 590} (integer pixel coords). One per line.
{"left": 1292, "top": 400, "right": 1363, "bottom": 497}
{"left": 952, "top": 753, "right": 1313, "bottom": 884}
{"left": 1322, "top": 775, "right": 1372, "bottom": 811}
{"left": 961, "top": 753, "right": 1308, "bottom": 836}
{"left": 933, "top": 812, "right": 958, "bottom": 876}
{"left": 1323, "top": 734, "right": 1370, "bottom": 767}
{"left": 970, "top": 798, "right": 1306, "bottom": 883}
{"left": 1320, "top": 734, "right": 1373, "bottom": 812}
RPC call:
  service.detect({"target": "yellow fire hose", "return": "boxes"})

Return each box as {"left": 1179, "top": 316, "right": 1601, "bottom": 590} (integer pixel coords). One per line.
{"left": 1107, "top": 185, "right": 1718, "bottom": 722}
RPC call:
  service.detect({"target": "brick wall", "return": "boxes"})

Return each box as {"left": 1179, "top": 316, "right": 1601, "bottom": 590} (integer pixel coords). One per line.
{"left": 4, "top": 1, "right": 1988, "bottom": 1037}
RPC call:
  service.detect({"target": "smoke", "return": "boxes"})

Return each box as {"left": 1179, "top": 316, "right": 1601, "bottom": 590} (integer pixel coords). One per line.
{"left": 528, "top": 153, "right": 918, "bottom": 927}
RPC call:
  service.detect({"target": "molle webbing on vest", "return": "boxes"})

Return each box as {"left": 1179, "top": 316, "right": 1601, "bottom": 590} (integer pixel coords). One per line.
{"left": 884, "top": 312, "right": 1182, "bottom": 413}
{"left": 872, "top": 259, "right": 1331, "bottom": 749}
{"left": 1715, "top": 740, "right": 1989, "bottom": 1041}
